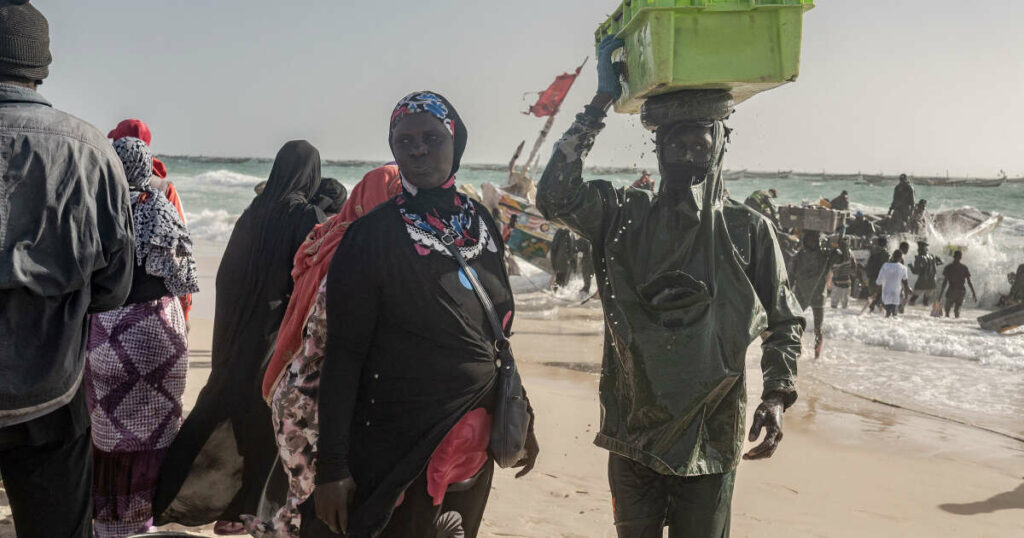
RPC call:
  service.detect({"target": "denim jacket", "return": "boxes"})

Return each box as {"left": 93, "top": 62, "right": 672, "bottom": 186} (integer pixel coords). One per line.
{"left": 0, "top": 83, "right": 133, "bottom": 427}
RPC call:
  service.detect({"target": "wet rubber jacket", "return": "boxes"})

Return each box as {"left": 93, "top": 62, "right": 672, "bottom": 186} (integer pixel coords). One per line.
{"left": 743, "top": 190, "right": 779, "bottom": 227}
{"left": 537, "top": 106, "right": 804, "bottom": 477}
{"left": 911, "top": 253, "right": 943, "bottom": 290}
{"left": 790, "top": 245, "right": 843, "bottom": 309}
{"left": 0, "top": 84, "right": 134, "bottom": 427}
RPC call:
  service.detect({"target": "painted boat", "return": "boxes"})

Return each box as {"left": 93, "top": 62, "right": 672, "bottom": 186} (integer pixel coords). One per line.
{"left": 491, "top": 188, "right": 563, "bottom": 270}
{"left": 978, "top": 303, "right": 1024, "bottom": 333}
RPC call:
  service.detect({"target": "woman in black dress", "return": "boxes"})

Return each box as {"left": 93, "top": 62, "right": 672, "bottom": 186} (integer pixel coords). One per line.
{"left": 154, "top": 141, "right": 325, "bottom": 531}
{"left": 312, "top": 92, "right": 539, "bottom": 538}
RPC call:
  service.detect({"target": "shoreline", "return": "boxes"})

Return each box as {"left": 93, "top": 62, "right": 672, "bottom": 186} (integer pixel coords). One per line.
{"left": 3, "top": 246, "right": 1021, "bottom": 537}
{"left": 154, "top": 313, "right": 1023, "bottom": 538}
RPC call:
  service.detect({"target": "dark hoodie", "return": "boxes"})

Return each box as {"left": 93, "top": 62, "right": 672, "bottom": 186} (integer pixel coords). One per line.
{"left": 537, "top": 104, "right": 804, "bottom": 477}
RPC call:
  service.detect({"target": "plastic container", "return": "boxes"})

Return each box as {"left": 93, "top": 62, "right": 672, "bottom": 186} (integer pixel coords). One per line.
{"left": 778, "top": 205, "right": 842, "bottom": 233}
{"left": 595, "top": 0, "right": 815, "bottom": 113}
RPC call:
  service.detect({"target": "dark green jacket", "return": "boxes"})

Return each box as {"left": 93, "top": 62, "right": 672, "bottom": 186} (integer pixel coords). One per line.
{"left": 744, "top": 190, "right": 779, "bottom": 227}
{"left": 790, "top": 245, "right": 843, "bottom": 309}
{"left": 537, "top": 107, "right": 804, "bottom": 477}
{"left": 911, "top": 254, "right": 943, "bottom": 290}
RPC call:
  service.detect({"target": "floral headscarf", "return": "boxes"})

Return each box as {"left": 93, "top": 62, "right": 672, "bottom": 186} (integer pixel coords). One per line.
{"left": 389, "top": 91, "right": 488, "bottom": 259}
{"left": 113, "top": 137, "right": 199, "bottom": 296}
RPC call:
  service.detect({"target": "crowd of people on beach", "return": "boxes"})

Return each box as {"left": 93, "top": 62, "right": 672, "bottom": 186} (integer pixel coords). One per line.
{"left": 550, "top": 159, "right": 1001, "bottom": 360}
{"left": 2, "top": 6, "right": 801, "bottom": 535}
{"left": 5, "top": 3, "right": 1014, "bottom": 538}
{"left": 727, "top": 170, "right": 992, "bottom": 358}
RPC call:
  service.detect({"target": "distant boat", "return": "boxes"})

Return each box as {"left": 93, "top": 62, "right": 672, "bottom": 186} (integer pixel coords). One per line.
{"left": 913, "top": 176, "right": 949, "bottom": 186}
{"left": 742, "top": 170, "right": 782, "bottom": 180}
{"left": 791, "top": 171, "right": 825, "bottom": 181}
{"left": 861, "top": 174, "right": 888, "bottom": 184}
{"left": 968, "top": 178, "right": 1005, "bottom": 188}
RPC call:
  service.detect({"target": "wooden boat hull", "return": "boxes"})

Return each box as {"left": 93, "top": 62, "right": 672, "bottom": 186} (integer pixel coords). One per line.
{"left": 978, "top": 304, "right": 1024, "bottom": 333}
{"left": 493, "top": 190, "right": 562, "bottom": 270}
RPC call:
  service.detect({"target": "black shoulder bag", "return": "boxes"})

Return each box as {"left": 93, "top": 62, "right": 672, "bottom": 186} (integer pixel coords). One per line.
{"left": 433, "top": 229, "right": 530, "bottom": 469}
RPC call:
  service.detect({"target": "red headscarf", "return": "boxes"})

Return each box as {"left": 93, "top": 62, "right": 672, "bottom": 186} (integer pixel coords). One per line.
{"left": 262, "top": 163, "right": 402, "bottom": 400}
{"left": 108, "top": 118, "right": 168, "bottom": 178}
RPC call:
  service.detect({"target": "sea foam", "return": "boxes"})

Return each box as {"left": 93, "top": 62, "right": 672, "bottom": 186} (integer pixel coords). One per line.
{"left": 185, "top": 209, "right": 237, "bottom": 242}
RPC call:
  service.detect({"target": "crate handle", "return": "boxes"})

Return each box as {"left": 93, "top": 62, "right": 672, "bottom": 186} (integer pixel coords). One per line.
{"left": 688, "top": 0, "right": 758, "bottom": 8}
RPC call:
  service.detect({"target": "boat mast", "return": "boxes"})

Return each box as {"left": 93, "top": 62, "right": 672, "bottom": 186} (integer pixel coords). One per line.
{"left": 520, "top": 113, "right": 559, "bottom": 179}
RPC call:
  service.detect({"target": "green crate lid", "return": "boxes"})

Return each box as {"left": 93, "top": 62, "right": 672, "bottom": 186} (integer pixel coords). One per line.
{"left": 597, "top": 0, "right": 814, "bottom": 40}
{"left": 625, "top": 0, "right": 812, "bottom": 9}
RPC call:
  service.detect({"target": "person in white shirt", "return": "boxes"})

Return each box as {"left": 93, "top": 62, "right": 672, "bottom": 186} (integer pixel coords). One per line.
{"left": 875, "top": 250, "right": 913, "bottom": 318}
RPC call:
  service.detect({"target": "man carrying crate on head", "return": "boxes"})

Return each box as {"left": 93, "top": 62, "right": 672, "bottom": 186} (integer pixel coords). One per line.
{"left": 537, "top": 37, "right": 805, "bottom": 538}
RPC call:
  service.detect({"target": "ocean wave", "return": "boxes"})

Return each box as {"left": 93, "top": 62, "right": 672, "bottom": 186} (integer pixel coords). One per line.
{"left": 823, "top": 309, "right": 1024, "bottom": 371}
{"left": 189, "top": 169, "right": 263, "bottom": 187}
{"left": 185, "top": 209, "right": 238, "bottom": 242}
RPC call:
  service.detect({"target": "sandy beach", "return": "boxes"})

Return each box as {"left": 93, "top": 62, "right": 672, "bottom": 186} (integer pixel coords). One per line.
{"left": 3, "top": 244, "right": 1022, "bottom": 538}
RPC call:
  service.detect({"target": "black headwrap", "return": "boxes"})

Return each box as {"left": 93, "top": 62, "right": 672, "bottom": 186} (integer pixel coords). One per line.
{"left": 251, "top": 140, "right": 322, "bottom": 213}
{"left": 223, "top": 140, "right": 324, "bottom": 316}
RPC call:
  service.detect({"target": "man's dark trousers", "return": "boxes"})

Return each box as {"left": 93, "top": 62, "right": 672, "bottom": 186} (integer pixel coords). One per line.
{"left": 608, "top": 453, "right": 734, "bottom": 538}
{"left": 0, "top": 388, "right": 93, "bottom": 538}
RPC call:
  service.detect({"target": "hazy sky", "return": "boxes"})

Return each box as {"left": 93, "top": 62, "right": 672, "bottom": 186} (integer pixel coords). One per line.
{"left": 36, "top": 1, "right": 1024, "bottom": 176}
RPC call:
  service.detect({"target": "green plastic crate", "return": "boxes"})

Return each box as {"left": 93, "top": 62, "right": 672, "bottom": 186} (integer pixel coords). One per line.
{"left": 595, "top": 0, "right": 815, "bottom": 113}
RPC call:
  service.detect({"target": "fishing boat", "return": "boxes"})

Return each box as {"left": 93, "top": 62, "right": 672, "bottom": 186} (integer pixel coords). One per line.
{"left": 930, "top": 207, "right": 1003, "bottom": 240}
{"left": 491, "top": 61, "right": 587, "bottom": 268}
{"left": 791, "top": 171, "right": 825, "bottom": 181}
{"left": 742, "top": 170, "right": 782, "bottom": 180}
{"left": 492, "top": 188, "right": 560, "bottom": 271}
{"left": 967, "top": 178, "right": 1005, "bottom": 188}
{"left": 978, "top": 303, "right": 1024, "bottom": 333}
{"left": 913, "top": 176, "right": 949, "bottom": 186}
{"left": 860, "top": 174, "right": 888, "bottom": 184}
{"left": 830, "top": 173, "right": 863, "bottom": 182}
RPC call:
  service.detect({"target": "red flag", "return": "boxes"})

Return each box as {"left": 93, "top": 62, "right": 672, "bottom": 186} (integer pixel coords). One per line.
{"left": 526, "top": 60, "right": 587, "bottom": 118}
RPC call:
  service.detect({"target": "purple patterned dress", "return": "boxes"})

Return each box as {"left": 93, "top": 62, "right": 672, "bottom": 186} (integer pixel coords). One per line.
{"left": 86, "top": 296, "right": 188, "bottom": 538}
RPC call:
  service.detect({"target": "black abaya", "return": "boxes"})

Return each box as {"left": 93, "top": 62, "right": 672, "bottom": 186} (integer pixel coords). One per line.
{"left": 154, "top": 140, "right": 325, "bottom": 525}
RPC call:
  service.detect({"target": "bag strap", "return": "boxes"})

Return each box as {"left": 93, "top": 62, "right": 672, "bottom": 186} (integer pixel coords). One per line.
{"left": 433, "top": 229, "right": 515, "bottom": 372}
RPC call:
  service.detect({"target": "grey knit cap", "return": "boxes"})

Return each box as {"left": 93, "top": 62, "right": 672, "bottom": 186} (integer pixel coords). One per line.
{"left": 0, "top": 0, "right": 51, "bottom": 82}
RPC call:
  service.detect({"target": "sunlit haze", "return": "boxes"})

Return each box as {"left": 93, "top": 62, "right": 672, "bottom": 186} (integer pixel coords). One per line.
{"left": 38, "top": 0, "right": 1024, "bottom": 177}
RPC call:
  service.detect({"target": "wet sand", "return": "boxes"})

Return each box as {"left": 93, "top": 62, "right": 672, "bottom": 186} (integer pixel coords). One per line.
{"left": 2, "top": 245, "right": 1022, "bottom": 537}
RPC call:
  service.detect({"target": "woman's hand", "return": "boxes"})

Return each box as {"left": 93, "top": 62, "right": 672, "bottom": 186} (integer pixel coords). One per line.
{"left": 315, "top": 478, "right": 357, "bottom": 534}
{"left": 596, "top": 35, "right": 625, "bottom": 101}
{"left": 514, "top": 430, "right": 540, "bottom": 478}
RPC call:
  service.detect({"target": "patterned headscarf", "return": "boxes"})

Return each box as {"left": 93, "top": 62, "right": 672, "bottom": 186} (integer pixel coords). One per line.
{"left": 389, "top": 91, "right": 488, "bottom": 259}
{"left": 112, "top": 137, "right": 199, "bottom": 296}
{"left": 389, "top": 91, "right": 468, "bottom": 178}
{"left": 113, "top": 137, "right": 153, "bottom": 191}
